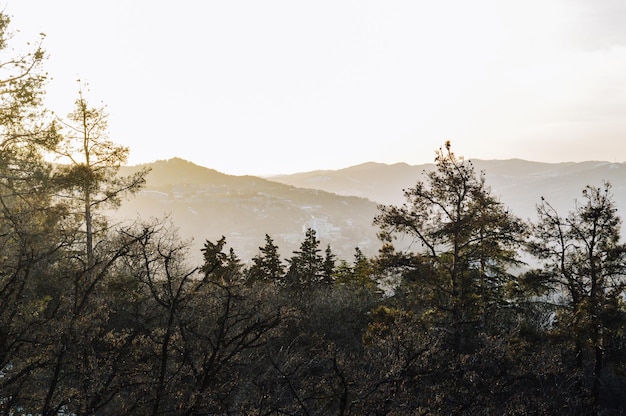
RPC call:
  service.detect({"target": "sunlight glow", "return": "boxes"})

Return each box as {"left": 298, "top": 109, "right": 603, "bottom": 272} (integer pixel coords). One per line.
{"left": 5, "top": 0, "right": 626, "bottom": 174}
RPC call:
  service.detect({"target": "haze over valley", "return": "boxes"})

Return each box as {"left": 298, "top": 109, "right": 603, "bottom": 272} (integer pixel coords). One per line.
{"left": 115, "top": 156, "right": 626, "bottom": 263}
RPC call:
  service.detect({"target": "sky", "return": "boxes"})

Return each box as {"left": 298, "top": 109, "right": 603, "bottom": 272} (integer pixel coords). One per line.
{"left": 4, "top": 1, "right": 626, "bottom": 175}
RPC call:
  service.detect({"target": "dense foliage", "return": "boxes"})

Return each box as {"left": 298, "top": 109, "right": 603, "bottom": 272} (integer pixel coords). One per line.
{"left": 1, "top": 13, "right": 626, "bottom": 416}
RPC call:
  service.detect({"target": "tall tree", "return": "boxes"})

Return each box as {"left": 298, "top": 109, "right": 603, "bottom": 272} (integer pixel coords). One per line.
{"left": 368, "top": 142, "right": 529, "bottom": 413}
{"left": 286, "top": 228, "right": 324, "bottom": 290}
{"left": 374, "top": 141, "right": 526, "bottom": 350}
{"left": 246, "top": 234, "right": 284, "bottom": 284}
{"left": 0, "top": 13, "right": 67, "bottom": 414}
{"left": 52, "top": 85, "right": 149, "bottom": 264}
{"left": 322, "top": 244, "right": 336, "bottom": 284}
{"left": 529, "top": 182, "right": 626, "bottom": 412}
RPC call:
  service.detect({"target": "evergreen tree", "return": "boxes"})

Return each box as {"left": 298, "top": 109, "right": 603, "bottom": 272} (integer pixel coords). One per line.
{"left": 334, "top": 247, "right": 379, "bottom": 292}
{"left": 0, "top": 14, "right": 67, "bottom": 414}
{"left": 375, "top": 141, "right": 526, "bottom": 349}
{"left": 246, "top": 234, "right": 284, "bottom": 284}
{"left": 52, "top": 84, "right": 149, "bottom": 265}
{"left": 286, "top": 228, "right": 323, "bottom": 290}
{"left": 321, "top": 244, "right": 336, "bottom": 284}
{"left": 528, "top": 182, "right": 626, "bottom": 412}
{"left": 200, "top": 236, "right": 243, "bottom": 284}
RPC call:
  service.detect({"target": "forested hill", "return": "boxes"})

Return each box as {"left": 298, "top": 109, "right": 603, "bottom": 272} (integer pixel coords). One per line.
{"left": 269, "top": 159, "right": 626, "bottom": 223}
{"left": 115, "top": 157, "right": 626, "bottom": 263}
{"left": 115, "top": 157, "right": 380, "bottom": 263}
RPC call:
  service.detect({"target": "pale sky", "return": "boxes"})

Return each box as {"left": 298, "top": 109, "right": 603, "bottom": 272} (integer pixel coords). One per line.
{"left": 5, "top": 1, "right": 626, "bottom": 175}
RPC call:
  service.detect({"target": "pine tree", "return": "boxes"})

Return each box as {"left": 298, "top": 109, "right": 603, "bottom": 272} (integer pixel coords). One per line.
{"left": 246, "top": 234, "right": 284, "bottom": 284}
{"left": 529, "top": 182, "right": 626, "bottom": 411}
{"left": 375, "top": 141, "right": 526, "bottom": 350}
{"left": 286, "top": 228, "right": 324, "bottom": 290}
{"left": 321, "top": 244, "right": 336, "bottom": 284}
{"left": 52, "top": 84, "right": 149, "bottom": 265}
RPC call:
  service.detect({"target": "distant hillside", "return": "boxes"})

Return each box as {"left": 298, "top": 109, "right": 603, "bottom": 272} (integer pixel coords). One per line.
{"left": 471, "top": 159, "right": 626, "bottom": 221}
{"left": 114, "top": 158, "right": 380, "bottom": 264}
{"left": 111, "top": 157, "right": 626, "bottom": 265}
{"left": 269, "top": 159, "right": 626, "bottom": 225}
{"left": 268, "top": 162, "right": 430, "bottom": 206}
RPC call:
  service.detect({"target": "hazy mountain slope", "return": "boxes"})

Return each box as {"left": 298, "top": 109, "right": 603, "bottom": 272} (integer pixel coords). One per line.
{"left": 269, "top": 162, "right": 429, "bottom": 205}
{"left": 111, "top": 157, "right": 626, "bottom": 265}
{"left": 269, "top": 159, "right": 626, "bottom": 223}
{"left": 471, "top": 160, "right": 626, "bottom": 221}
{"left": 113, "top": 158, "right": 380, "bottom": 264}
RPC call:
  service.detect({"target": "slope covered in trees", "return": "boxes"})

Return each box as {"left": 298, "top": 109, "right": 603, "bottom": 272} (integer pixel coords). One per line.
{"left": 114, "top": 157, "right": 380, "bottom": 262}
{"left": 2, "top": 12, "right": 626, "bottom": 416}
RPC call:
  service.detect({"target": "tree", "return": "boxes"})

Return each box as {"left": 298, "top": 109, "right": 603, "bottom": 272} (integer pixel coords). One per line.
{"left": 52, "top": 85, "right": 149, "bottom": 265}
{"left": 245, "top": 234, "right": 284, "bottom": 284}
{"left": 0, "top": 12, "right": 51, "bottom": 154}
{"left": 33, "top": 226, "right": 154, "bottom": 416}
{"left": 334, "top": 247, "right": 378, "bottom": 292}
{"left": 106, "top": 223, "right": 281, "bottom": 415}
{"left": 285, "top": 228, "right": 324, "bottom": 290}
{"left": 528, "top": 182, "right": 626, "bottom": 412}
{"left": 374, "top": 141, "right": 526, "bottom": 350}
{"left": 0, "top": 13, "right": 69, "bottom": 414}
{"left": 322, "top": 244, "right": 336, "bottom": 284}
{"left": 200, "top": 236, "right": 243, "bottom": 284}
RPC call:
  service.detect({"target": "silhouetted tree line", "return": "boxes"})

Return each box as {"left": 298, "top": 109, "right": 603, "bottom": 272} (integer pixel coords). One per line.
{"left": 1, "top": 13, "right": 626, "bottom": 415}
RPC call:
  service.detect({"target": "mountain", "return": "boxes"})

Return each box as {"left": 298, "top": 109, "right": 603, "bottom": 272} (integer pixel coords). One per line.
{"left": 268, "top": 162, "right": 431, "bottom": 206}
{"left": 471, "top": 159, "right": 626, "bottom": 220}
{"left": 112, "top": 157, "right": 626, "bottom": 265}
{"left": 113, "top": 158, "right": 381, "bottom": 264}
{"left": 269, "top": 159, "right": 626, "bottom": 224}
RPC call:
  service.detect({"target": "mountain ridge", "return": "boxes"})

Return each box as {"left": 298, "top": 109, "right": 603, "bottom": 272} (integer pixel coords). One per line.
{"left": 113, "top": 157, "right": 626, "bottom": 264}
{"left": 115, "top": 158, "right": 381, "bottom": 264}
{"left": 268, "top": 158, "right": 626, "bottom": 220}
